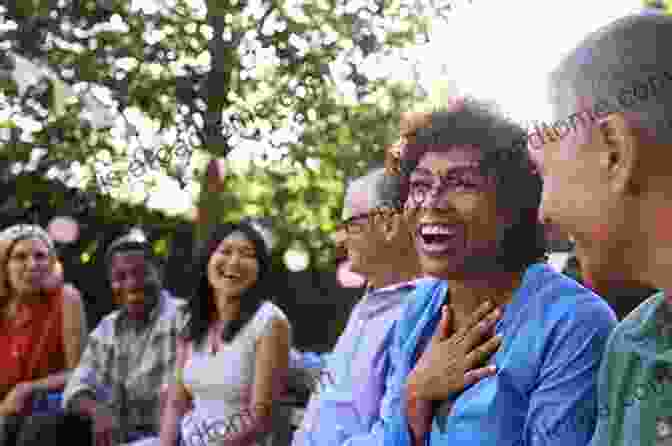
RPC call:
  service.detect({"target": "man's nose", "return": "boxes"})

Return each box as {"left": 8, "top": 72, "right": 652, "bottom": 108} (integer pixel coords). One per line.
{"left": 226, "top": 252, "right": 242, "bottom": 268}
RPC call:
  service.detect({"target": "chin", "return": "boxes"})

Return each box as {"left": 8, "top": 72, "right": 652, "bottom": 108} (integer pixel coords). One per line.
{"left": 347, "top": 257, "right": 366, "bottom": 275}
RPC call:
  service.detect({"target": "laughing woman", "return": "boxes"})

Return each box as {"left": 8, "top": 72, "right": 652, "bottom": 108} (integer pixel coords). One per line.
{"left": 149, "top": 222, "right": 291, "bottom": 446}
{"left": 0, "top": 225, "right": 87, "bottom": 444}
{"left": 380, "top": 99, "right": 618, "bottom": 446}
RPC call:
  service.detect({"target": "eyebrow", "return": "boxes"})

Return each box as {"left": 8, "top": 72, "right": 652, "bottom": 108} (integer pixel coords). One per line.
{"left": 410, "top": 164, "right": 482, "bottom": 178}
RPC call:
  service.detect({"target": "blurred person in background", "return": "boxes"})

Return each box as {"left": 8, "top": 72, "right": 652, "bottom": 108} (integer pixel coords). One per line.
{"left": 0, "top": 224, "right": 87, "bottom": 445}
{"left": 291, "top": 167, "right": 421, "bottom": 446}
{"left": 154, "top": 221, "right": 290, "bottom": 446}
{"left": 536, "top": 11, "right": 672, "bottom": 445}
{"left": 62, "top": 230, "right": 187, "bottom": 446}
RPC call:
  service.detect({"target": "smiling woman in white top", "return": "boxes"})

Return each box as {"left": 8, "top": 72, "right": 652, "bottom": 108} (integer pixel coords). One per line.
{"left": 132, "top": 221, "right": 291, "bottom": 446}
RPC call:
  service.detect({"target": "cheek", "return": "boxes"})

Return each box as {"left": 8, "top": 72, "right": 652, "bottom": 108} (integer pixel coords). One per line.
{"left": 246, "top": 262, "right": 259, "bottom": 282}
{"left": 653, "top": 207, "right": 672, "bottom": 242}
{"left": 6, "top": 267, "right": 20, "bottom": 286}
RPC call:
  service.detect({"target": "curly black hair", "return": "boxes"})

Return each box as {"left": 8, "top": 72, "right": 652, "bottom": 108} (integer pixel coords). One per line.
{"left": 398, "top": 98, "right": 547, "bottom": 272}
{"left": 182, "top": 221, "right": 273, "bottom": 347}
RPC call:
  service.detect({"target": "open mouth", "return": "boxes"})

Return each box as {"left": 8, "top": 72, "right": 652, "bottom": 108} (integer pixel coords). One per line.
{"left": 217, "top": 270, "right": 242, "bottom": 282}
{"left": 416, "top": 223, "right": 460, "bottom": 254}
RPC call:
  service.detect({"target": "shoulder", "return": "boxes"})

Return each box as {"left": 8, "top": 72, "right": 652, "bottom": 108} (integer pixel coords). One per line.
{"left": 89, "top": 309, "right": 122, "bottom": 340}
{"left": 254, "top": 301, "right": 291, "bottom": 339}
{"left": 163, "top": 293, "right": 187, "bottom": 313}
{"left": 258, "top": 300, "right": 289, "bottom": 323}
{"left": 159, "top": 293, "right": 190, "bottom": 328}
{"left": 525, "top": 263, "right": 617, "bottom": 324}
{"left": 60, "top": 284, "right": 84, "bottom": 314}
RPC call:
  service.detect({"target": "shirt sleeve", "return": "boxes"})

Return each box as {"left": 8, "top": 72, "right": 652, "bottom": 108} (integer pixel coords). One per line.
{"left": 524, "top": 296, "right": 617, "bottom": 446}
{"left": 62, "top": 323, "right": 111, "bottom": 409}
{"left": 341, "top": 334, "right": 404, "bottom": 446}
{"left": 587, "top": 318, "right": 623, "bottom": 446}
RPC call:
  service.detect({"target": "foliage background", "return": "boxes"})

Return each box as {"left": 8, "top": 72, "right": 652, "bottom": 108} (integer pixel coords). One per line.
{"left": 0, "top": 0, "right": 444, "bottom": 269}
{"left": 0, "top": 0, "right": 451, "bottom": 347}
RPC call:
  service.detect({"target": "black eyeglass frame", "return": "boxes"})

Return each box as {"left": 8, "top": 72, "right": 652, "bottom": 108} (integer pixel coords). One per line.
{"left": 336, "top": 201, "right": 404, "bottom": 234}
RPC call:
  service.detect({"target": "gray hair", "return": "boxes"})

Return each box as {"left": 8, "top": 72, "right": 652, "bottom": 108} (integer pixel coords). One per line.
{"left": 343, "top": 168, "right": 403, "bottom": 219}
{"left": 549, "top": 13, "right": 672, "bottom": 143}
{"left": 0, "top": 224, "right": 55, "bottom": 254}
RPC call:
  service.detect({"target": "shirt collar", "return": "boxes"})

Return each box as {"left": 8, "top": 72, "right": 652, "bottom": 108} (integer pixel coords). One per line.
{"left": 623, "top": 291, "right": 665, "bottom": 342}
{"left": 359, "top": 281, "right": 416, "bottom": 320}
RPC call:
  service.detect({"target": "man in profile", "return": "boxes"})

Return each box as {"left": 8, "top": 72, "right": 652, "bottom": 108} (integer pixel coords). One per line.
{"left": 535, "top": 10, "right": 672, "bottom": 445}
{"left": 292, "top": 167, "right": 420, "bottom": 446}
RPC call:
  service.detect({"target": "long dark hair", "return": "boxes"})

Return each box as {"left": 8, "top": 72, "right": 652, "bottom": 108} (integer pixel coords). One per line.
{"left": 183, "top": 221, "right": 272, "bottom": 347}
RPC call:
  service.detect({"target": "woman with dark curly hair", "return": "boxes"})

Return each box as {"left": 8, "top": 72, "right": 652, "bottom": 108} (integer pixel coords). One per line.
{"left": 142, "top": 221, "right": 291, "bottom": 446}
{"left": 375, "top": 98, "right": 618, "bottom": 446}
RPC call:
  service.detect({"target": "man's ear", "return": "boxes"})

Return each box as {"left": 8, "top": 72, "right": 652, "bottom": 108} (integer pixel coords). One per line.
{"left": 598, "top": 113, "right": 641, "bottom": 196}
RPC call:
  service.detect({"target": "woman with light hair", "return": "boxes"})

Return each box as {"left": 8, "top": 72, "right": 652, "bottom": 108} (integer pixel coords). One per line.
{"left": 0, "top": 224, "right": 87, "bottom": 445}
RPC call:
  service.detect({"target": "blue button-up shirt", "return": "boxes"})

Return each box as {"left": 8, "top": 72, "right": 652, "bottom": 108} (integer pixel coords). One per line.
{"left": 382, "top": 263, "right": 617, "bottom": 446}
{"left": 291, "top": 281, "right": 417, "bottom": 446}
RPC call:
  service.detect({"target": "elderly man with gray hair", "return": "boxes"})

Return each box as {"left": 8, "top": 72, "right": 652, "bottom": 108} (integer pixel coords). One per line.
{"left": 532, "top": 10, "right": 672, "bottom": 446}
{"left": 291, "top": 167, "right": 420, "bottom": 446}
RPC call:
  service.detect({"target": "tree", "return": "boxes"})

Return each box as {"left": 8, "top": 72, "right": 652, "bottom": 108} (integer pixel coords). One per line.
{"left": 0, "top": 0, "right": 431, "bottom": 268}
{"left": 643, "top": 0, "right": 672, "bottom": 11}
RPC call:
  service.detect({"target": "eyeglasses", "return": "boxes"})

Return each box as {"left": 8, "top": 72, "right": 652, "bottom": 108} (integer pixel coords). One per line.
{"left": 337, "top": 205, "right": 403, "bottom": 234}
{"left": 407, "top": 166, "right": 488, "bottom": 207}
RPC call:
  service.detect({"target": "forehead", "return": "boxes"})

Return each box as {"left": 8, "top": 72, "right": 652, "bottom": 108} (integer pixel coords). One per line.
{"left": 11, "top": 238, "right": 50, "bottom": 254}
{"left": 110, "top": 251, "right": 147, "bottom": 271}
{"left": 344, "top": 187, "right": 376, "bottom": 219}
{"left": 216, "top": 231, "right": 255, "bottom": 250}
{"left": 414, "top": 146, "right": 482, "bottom": 173}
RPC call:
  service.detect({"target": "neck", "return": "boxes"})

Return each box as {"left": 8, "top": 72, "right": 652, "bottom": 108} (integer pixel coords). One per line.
{"left": 447, "top": 270, "right": 523, "bottom": 331}
{"left": 368, "top": 266, "right": 418, "bottom": 290}
{"left": 0, "top": 295, "right": 19, "bottom": 320}
{"left": 214, "top": 292, "right": 241, "bottom": 321}
{"left": 618, "top": 195, "right": 672, "bottom": 293}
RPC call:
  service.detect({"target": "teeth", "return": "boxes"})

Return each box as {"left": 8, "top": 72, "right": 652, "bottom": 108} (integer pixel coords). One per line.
{"left": 420, "top": 224, "right": 455, "bottom": 236}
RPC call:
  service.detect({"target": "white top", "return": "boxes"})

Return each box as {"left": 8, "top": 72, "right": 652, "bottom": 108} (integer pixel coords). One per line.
{"left": 181, "top": 301, "right": 289, "bottom": 446}
{"left": 126, "top": 301, "right": 289, "bottom": 446}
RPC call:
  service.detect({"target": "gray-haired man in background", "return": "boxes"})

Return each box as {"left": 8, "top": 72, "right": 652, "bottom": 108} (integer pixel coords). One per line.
{"left": 292, "top": 167, "right": 420, "bottom": 446}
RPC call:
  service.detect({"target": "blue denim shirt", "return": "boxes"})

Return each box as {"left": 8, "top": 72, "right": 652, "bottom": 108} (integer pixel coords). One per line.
{"left": 382, "top": 263, "right": 617, "bottom": 446}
